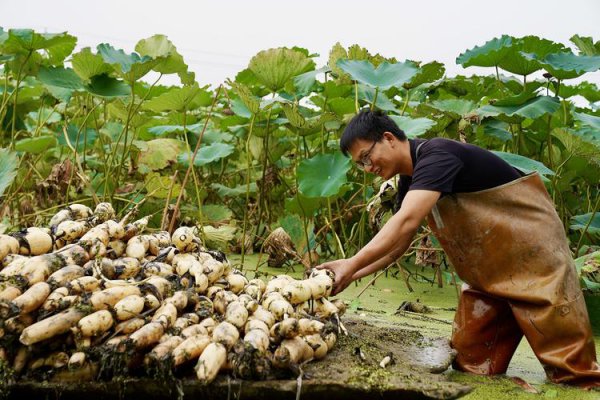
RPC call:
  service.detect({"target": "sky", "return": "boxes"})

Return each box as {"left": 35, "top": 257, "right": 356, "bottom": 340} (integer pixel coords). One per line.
{"left": 2, "top": 0, "right": 600, "bottom": 87}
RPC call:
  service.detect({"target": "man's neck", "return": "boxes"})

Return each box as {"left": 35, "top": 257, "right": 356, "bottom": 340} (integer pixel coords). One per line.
{"left": 397, "top": 139, "right": 413, "bottom": 176}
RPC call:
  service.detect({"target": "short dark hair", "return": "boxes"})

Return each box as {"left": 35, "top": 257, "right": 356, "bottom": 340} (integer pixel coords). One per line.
{"left": 340, "top": 110, "right": 407, "bottom": 156}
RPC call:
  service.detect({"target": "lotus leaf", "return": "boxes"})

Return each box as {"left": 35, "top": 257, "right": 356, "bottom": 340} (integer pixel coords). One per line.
{"left": 139, "top": 138, "right": 186, "bottom": 170}
{"left": 83, "top": 74, "right": 130, "bottom": 98}
{"left": 249, "top": 48, "right": 314, "bottom": 92}
{"left": 456, "top": 35, "right": 513, "bottom": 68}
{"left": 570, "top": 213, "right": 600, "bottom": 235}
{"left": 478, "top": 96, "right": 560, "bottom": 120}
{"left": 0, "top": 149, "right": 18, "bottom": 197}
{"left": 389, "top": 116, "right": 435, "bottom": 138}
{"left": 144, "top": 172, "right": 181, "bottom": 199}
{"left": 497, "top": 36, "right": 565, "bottom": 76}
{"left": 71, "top": 48, "right": 112, "bottom": 81}
{"left": 15, "top": 135, "right": 57, "bottom": 154}
{"left": 178, "top": 143, "right": 235, "bottom": 167}
{"left": 143, "top": 84, "right": 200, "bottom": 113}
{"left": 57, "top": 125, "right": 98, "bottom": 151}
{"left": 297, "top": 152, "right": 350, "bottom": 198}
{"left": 492, "top": 151, "right": 554, "bottom": 175}
{"left": 136, "top": 34, "right": 194, "bottom": 85}
{"left": 337, "top": 59, "right": 418, "bottom": 90}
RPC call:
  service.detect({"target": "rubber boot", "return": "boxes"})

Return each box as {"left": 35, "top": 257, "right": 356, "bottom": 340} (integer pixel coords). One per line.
{"left": 452, "top": 285, "right": 523, "bottom": 375}
{"left": 511, "top": 294, "right": 600, "bottom": 386}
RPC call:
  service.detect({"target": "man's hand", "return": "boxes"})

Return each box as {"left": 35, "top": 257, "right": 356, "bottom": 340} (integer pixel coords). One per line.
{"left": 316, "top": 258, "right": 356, "bottom": 295}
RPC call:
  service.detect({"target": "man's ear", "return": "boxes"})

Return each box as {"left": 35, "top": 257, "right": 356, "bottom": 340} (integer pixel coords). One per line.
{"left": 382, "top": 131, "right": 396, "bottom": 142}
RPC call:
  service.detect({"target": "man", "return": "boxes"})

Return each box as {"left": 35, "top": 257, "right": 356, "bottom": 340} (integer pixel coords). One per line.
{"left": 317, "top": 110, "right": 600, "bottom": 387}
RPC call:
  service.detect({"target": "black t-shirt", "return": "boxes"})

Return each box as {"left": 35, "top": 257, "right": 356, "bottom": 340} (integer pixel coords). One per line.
{"left": 395, "top": 138, "right": 523, "bottom": 210}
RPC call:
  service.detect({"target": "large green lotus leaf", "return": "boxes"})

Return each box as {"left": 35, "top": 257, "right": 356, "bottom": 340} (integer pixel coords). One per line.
{"left": 201, "top": 204, "right": 233, "bottom": 224}
{"left": 135, "top": 35, "right": 194, "bottom": 85}
{"left": 477, "top": 96, "right": 560, "bottom": 120}
{"left": 281, "top": 103, "right": 305, "bottom": 128}
{"left": 298, "top": 152, "right": 350, "bottom": 198}
{"left": 328, "top": 97, "right": 356, "bottom": 116}
{"left": 143, "top": 84, "right": 200, "bottom": 113}
{"left": 347, "top": 44, "right": 371, "bottom": 61}
{"left": 430, "top": 99, "right": 477, "bottom": 117}
{"left": 230, "top": 98, "right": 252, "bottom": 119}
{"left": 71, "top": 47, "right": 112, "bottom": 81}
{"left": 276, "top": 214, "right": 315, "bottom": 254}
{"left": 249, "top": 48, "right": 314, "bottom": 92}
{"left": 15, "top": 135, "right": 57, "bottom": 154}
{"left": 147, "top": 124, "right": 189, "bottom": 136}
{"left": 227, "top": 80, "right": 260, "bottom": 114}
{"left": 498, "top": 36, "right": 565, "bottom": 76}
{"left": 524, "top": 52, "right": 600, "bottom": 80}
{"left": 188, "top": 88, "right": 213, "bottom": 108}
{"left": 337, "top": 59, "right": 418, "bottom": 90}
{"left": 358, "top": 85, "right": 397, "bottom": 112}
{"left": 492, "top": 87, "right": 538, "bottom": 107}
{"left": 275, "top": 215, "right": 304, "bottom": 252}
{"left": 570, "top": 35, "right": 600, "bottom": 56}
{"left": 2, "top": 29, "right": 76, "bottom": 65}
{"left": 97, "top": 43, "right": 158, "bottom": 82}
{"left": 134, "top": 34, "right": 174, "bottom": 59}
{"left": 570, "top": 213, "right": 600, "bottom": 235}
{"left": 0, "top": 148, "right": 18, "bottom": 197}
{"left": 482, "top": 120, "right": 512, "bottom": 142}
{"left": 389, "top": 115, "right": 435, "bottom": 138}
{"left": 456, "top": 35, "right": 513, "bottom": 68}
{"left": 491, "top": 151, "right": 554, "bottom": 175}
{"left": 293, "top": 66, "right": 328, "bottom": 94}
{"left": 284, "top": 193, "right": 323, "bottom": 217}
{"left": 139, "top": 138, "right": 186, "bottom": 170}
{"left": 84, "top": 74, "right": 130, "bottom": 98}
{"left": 45, "top": 86, "right": 74, "bottom": 102}
{"left": 99, "top": 122, "right": 124, "bottom": 141}
{"left": 405, "top": 61, "right": 445, "bottom": 89}
{"left": 14, "top": 81, "right": 45, "bottom": 104}
{"left": 144, "top": 172, "right": 181, "bottom": 199}
{"left": 26, "top": 108, "right": 62, "bottom": 127}
{"left": 328, "top": 42, "right": 350, "bottom": 81}
{"left": 556, "top": 82, "right": 600, "bottom": 103}
{"left": 58, "top": 124, "right": 98, "bottom": 151}
{"left": 178, "top": 143, "right": 235, "bottom": 167}
{"left": 323, "top": 81, "right": 353, "bottom": 99}
{"left": 97, "top": 43, "right": 151, "bottom": 72}
{"left": 296, "top": 114, "right": 339, "bottom": 137}
{"left": 553, "top": 128, "right": 600, "bottom": 167}
{"left": 571, "top": 127, "right": 600, "bottom": 147}
{"left": 574, "top": 112, "right": 600, "bottom": 130}
{"left": 38, "top": 67, "right": 84, "bottom": 90}
{"left": 211, "top": 182, "right": 258, "bottom": 198}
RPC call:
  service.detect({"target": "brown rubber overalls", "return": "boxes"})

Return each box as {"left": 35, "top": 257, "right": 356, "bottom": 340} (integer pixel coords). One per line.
{"left": 427, "top": 172, "right": 600, "bottom": 385}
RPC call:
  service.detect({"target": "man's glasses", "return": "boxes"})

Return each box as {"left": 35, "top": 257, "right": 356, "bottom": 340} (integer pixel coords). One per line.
{"left": 355, "top": 141, "right": 378, "bottom": 170}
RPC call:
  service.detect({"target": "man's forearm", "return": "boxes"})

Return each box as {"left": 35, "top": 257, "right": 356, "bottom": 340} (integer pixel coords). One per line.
{"left": 351, "top": 236, "right": 412, "bottom": 280}
{"left": 351, "top": 256, "right": 394, "bottom": 280}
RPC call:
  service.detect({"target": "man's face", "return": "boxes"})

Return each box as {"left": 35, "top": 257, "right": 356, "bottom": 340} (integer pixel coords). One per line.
{"left": 348, "top": 133, "right": 399, "bottom": 179}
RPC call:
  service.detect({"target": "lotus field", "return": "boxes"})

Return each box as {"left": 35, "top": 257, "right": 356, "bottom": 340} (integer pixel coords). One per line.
{"left": 0, "top": 28, "right": 599, "bottom": 395}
